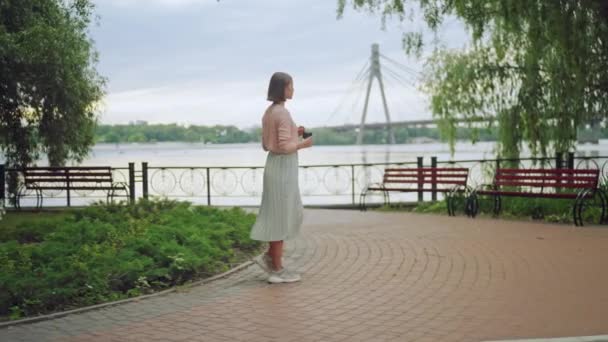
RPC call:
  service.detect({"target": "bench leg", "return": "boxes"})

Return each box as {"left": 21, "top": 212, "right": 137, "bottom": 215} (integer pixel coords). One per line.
{"left": 359, "top": 191, "right": 368, "bottom": 211}
{"left": 359, "top": 186, "right": 392, "bottom": 211}
{"left": 15, "top": 185, "right": 42, "bottom": 211}
{"left": 15, "top": 186, "right": 21, "bottom": 211}
{"left": 598, "top": 190, "right": 608, "bottom": 224}
{"left": 573, "top": 198, "right": 581, "bottom": 227}
{"left": 465, "top": 192, "right": 479, "bottom": 218}
{"left": 575, "top": 189, "right": 606, "bottom": 227}
{"left": 36, "top": 187, "right": 42, "bottom": 210}
{"left": 465, "top": 194, "right": 475, "bottom": 218}
{"left": 107, "top": 183, "right": 130, "bottom": 205}
{"left": 448, "top": 185, "right": 472, "bottom": 217}
{"left": 15, "top": 184, "right": 25, "bottom": 211}
{"left": 472, "top": 194, "right": 480, "bottom": 218}
{"left": 446, "top": 192, "right": 462, "bottom": 216}
{"left": 446, "top": 194, "right": 453, "bottom": 216}
{"left": 446, "top": 187, "right": 456, "bottom": 216}
{"left": 383, "top": 189, "right": 390, "bottom": 207}
{"left": 467, "top": 192, "right": 499, "bottom": 218}
{"left": 492, "top": 195, "right": 501, "bottom": 217}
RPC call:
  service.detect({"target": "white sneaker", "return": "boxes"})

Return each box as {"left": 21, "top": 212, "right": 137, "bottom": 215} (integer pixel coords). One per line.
{"left": 253, "top": 253, "right": 273, "bottom": 273}
{"left": 267, "top": 268, "right": 301, "bottom": 284}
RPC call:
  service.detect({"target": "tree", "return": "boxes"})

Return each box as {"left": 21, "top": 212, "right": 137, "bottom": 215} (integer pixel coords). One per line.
{"left": 337, "top": 0, "right": 608, "bottom": 158}
{"left": 1, "top": 0, "right": 105, "bottom": 165}
{"left": 0, "top": 0, "right": 104, "bottom": 202}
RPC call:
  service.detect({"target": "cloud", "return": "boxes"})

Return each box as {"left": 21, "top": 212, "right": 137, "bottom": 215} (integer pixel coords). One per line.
{"left": 95, "top": 0, "right": 218, "bottom": 9}
{"left": 99, "top": 71, "right": 431, "bottom": 129}
{"left": 91, "top": 0, "right": 467, "bottom": 127}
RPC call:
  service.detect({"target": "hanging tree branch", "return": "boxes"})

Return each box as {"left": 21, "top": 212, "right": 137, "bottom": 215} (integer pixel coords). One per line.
{"left": 338, "top": 0, "right": 608, "bottom": 158}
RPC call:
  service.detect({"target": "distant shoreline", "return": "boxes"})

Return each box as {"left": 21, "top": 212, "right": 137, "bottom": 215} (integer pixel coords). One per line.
{"left": 93, "top": 123, "right": 500, "bottom": 145}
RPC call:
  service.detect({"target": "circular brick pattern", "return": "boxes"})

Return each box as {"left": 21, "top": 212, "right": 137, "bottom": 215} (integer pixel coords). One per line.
{"left": 1, "top": 210, "right": 608, "bottom": 342}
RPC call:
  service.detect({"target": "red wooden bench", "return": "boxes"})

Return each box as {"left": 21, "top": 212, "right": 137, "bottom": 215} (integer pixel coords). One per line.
{"left": 359, "top": 167, "right": 472, "bottom": 216}
{"left": 468, "top": 168, "right": 606, "bottom": 226}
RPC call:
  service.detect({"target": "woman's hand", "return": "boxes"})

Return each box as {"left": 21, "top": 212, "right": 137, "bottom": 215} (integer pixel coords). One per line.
{"left": 298, "top": 126, "right": 305, "bottom": 137}
{"left": 298, "top": 136, "right": 313, "bottom": 150}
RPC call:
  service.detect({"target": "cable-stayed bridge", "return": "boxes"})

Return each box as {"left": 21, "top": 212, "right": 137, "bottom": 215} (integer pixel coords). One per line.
{"left": 320, "top": 44, "right": 601, "bottom": 144}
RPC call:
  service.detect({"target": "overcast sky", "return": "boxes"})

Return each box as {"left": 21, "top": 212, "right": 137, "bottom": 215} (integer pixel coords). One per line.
{"left": 91, "top": 0, "right": 469, "bottom": 128}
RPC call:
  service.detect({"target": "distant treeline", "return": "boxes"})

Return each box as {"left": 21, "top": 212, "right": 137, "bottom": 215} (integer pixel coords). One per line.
{"left": 95, "top": 123, "right": 503, "bottom": 145}
{"left": 95, "top": 124, "right": 259, "bottom": 144}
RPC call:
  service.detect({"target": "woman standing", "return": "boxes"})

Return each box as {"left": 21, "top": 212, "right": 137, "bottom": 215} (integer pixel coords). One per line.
{"left": 251, "top": 72, "right": 313, "bottom": 283}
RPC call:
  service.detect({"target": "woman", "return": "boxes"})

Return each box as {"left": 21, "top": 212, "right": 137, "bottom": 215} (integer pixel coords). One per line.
{"left": 250, "top": 72, "right": 313, "bottom": 284}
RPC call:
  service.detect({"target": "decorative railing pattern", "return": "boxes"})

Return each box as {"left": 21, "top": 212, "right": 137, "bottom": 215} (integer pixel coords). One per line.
{"left": 145, "top": 162, "right": 417, "bottom": 205}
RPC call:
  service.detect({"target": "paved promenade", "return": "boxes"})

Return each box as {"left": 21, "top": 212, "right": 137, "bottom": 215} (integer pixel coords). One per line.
{"left": 1, "top": 209, "right": 608, "bottom": 342}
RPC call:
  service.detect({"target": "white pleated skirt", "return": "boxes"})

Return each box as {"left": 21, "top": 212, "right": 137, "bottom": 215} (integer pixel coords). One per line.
{"left": 250, "top": 152, "right": 303, "bottom": 242}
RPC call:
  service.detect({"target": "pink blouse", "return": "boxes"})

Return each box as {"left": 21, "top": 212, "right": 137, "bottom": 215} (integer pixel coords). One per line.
{"left": 261, "top": 104, "right": 299, "bottom": 154}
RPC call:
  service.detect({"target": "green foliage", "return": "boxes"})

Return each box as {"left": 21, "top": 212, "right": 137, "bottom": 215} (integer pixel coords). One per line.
{"left": 0, "top": 211, "right": 70, "bottom": 244}
{"left": 0, "top": 0, "right": 105, "bottom": 205}
{"left": 0, "top": 198, "right": 260, "bottom": 320}
{"left": 0, "top": 0, "right": 105, "bottom": 165}
{"left": 95, "top": 124, "right": 259, "bottom": 144}
{"left": 337, "top": 0, "right": 608, "bottom": 158}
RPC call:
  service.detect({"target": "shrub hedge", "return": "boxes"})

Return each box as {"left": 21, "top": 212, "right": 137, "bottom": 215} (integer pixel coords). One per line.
{"left": 0, "top": 198, "right": 260, "bottom": 321}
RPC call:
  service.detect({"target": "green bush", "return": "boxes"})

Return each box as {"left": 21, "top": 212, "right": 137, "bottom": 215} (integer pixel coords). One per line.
{"left": 0, "top": 212, "right": 70, "bottom": 244}
{"left": 0, "top": 198, "right": 260, "bottom": 320}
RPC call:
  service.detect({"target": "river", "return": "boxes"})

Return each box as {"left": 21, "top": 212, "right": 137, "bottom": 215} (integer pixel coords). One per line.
{"left": 4, "top": 141, "right": 608, "bottom": 207}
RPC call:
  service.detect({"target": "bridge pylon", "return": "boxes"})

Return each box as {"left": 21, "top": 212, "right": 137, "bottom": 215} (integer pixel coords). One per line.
{"left": 357, "top": 43, "right": 396, "bottom": 145}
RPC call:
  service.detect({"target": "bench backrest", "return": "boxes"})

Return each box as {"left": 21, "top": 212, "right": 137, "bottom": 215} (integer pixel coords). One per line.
{"left": 494, "top": 168, "right": 599, "bottom": 190}
{"left": 383, "top": 168, "right": 468, "bottom": 188}
{"left": 23, "top": 167, "right": 114, "bottom": 189}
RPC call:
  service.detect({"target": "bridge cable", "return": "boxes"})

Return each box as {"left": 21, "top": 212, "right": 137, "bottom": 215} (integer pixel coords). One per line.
{"left": 329, "top": 68, "right": 371, "bottom": 125}
{"left": 379, "top": 54, "right": 420, "bottom": 78}
{"left": 378, "top": 73, "right": 422, "bottom": 122}
{"left": 380, "top": 62, "right": 419, "bottom": 85}
{"left": 384, "top": 77, "right": 426, "bottom": 120}
{"left": 345, "top": 77, "right": 371, "bottom": 124}
{"left": 382, "top": 65, "right": 418, "bottom": 89}
{"left": 324, "top": 61, "right": 371, "bottom": 125}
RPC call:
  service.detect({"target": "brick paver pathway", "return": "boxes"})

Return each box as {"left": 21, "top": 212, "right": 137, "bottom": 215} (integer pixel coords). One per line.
{"left": 1, "top": 209, "right": 608, "bottom": 342}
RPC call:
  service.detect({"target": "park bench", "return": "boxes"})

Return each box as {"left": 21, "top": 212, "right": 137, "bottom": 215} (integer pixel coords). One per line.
{"left": 468, "top": 168, "right": 606, "bottom": 226}
{"left": 14, "top": 166, "right": 129, "bottom": 209}
{"left": 359, "top": 167, "right": 472, "bottom": 216}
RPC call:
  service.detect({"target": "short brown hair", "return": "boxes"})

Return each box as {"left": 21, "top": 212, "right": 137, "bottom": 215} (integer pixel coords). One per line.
{"left": 267, "top": 72, "right": 293, "bottom": 103}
